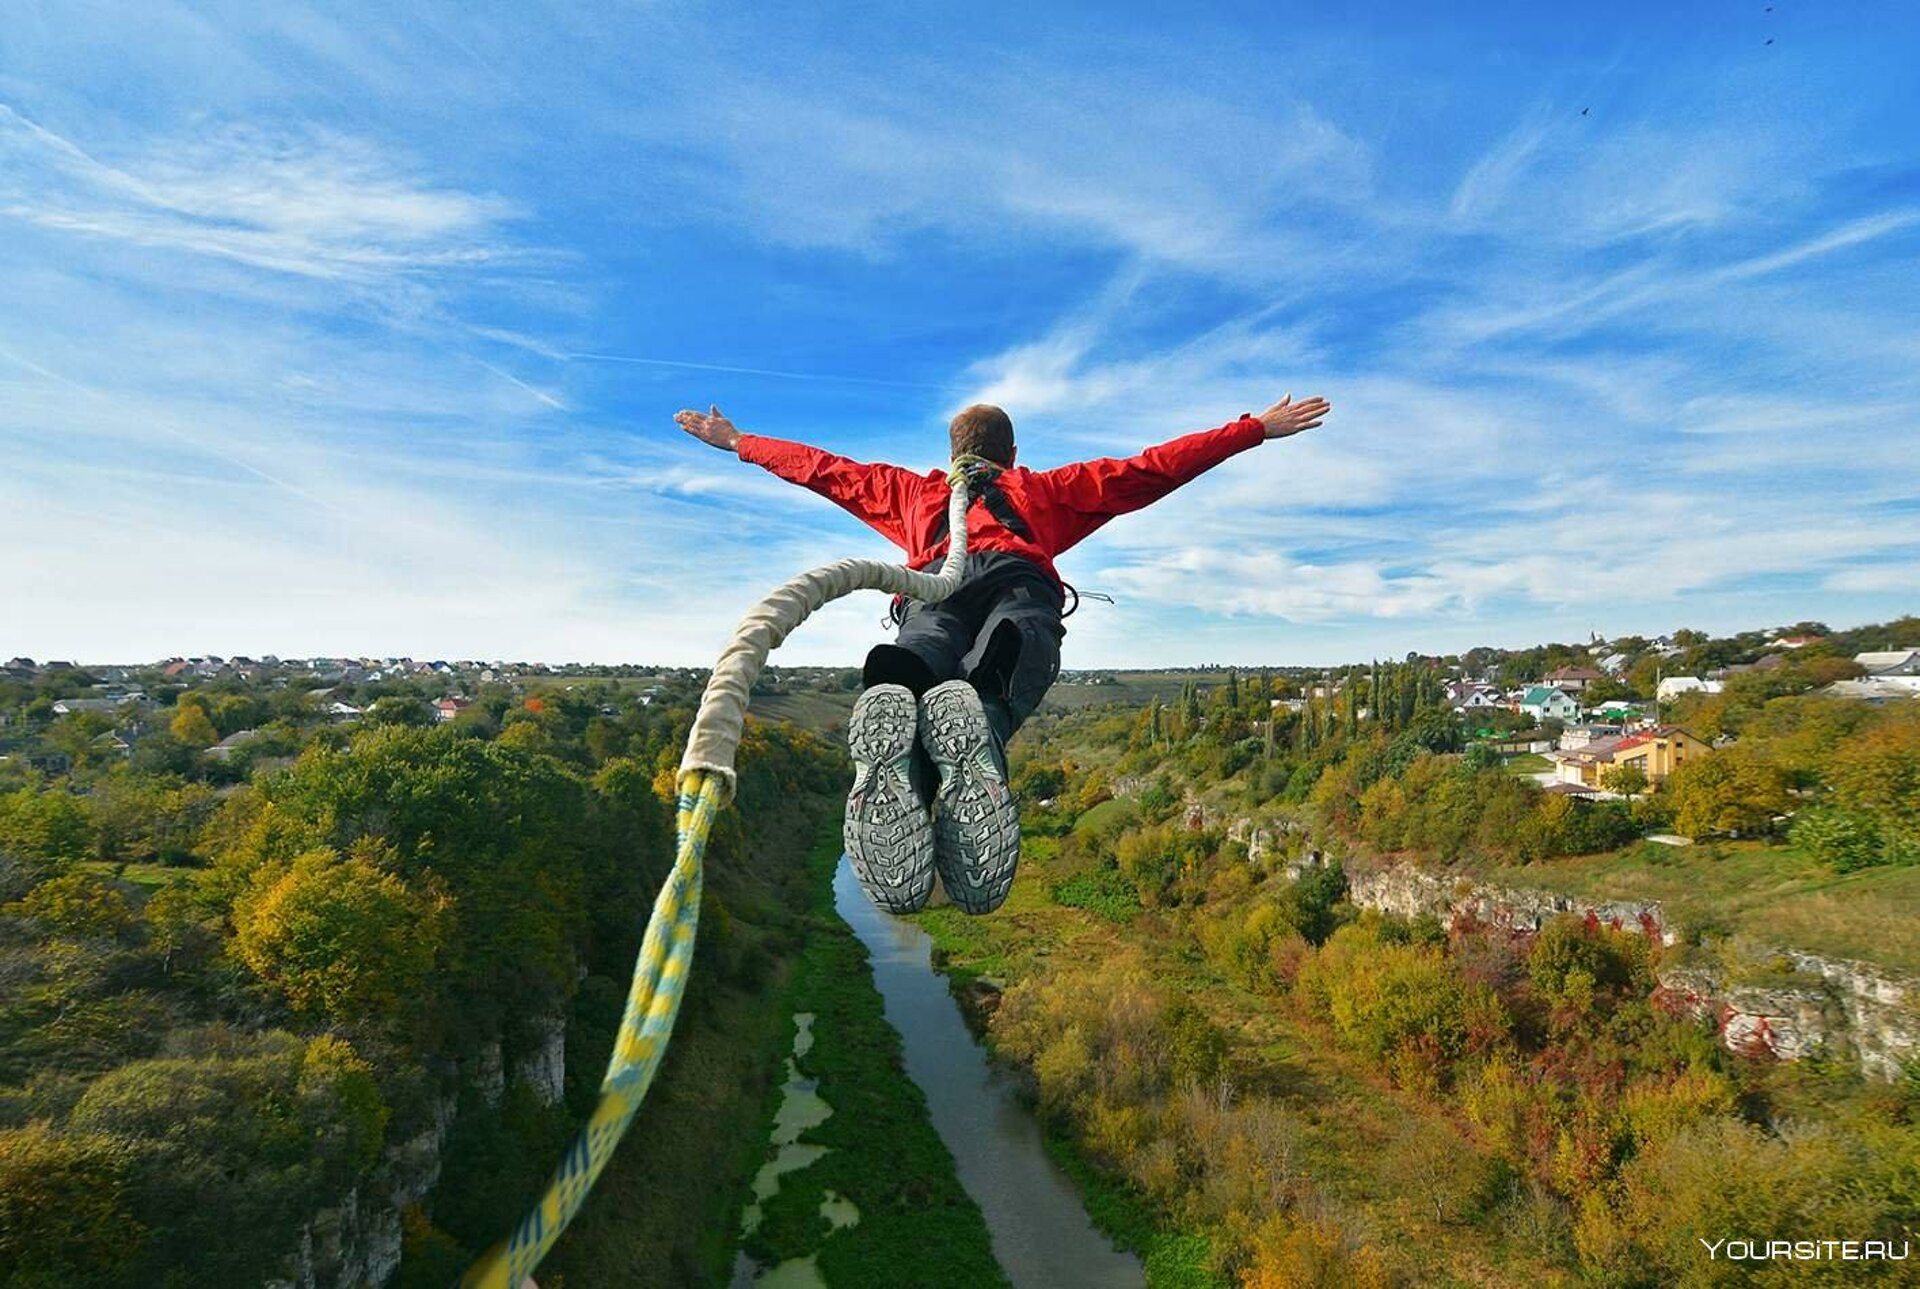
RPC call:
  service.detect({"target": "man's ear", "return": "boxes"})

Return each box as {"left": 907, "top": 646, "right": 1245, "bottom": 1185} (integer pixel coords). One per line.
{"left": 1007, "top": 445, "right": 1017, "bottom": 467}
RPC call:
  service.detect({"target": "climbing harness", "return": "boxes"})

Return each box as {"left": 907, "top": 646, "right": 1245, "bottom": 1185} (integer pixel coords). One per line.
{"left": 459, "top": 456, "right": 998, "bottom": 1288}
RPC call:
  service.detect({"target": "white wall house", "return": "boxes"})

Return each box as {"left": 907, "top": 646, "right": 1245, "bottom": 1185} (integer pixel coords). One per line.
{"left": 1520, "top": 686, "right": 1580, "bottom": 722}
{"left": 1656, "top": 676, "right": 1723, "bottom": 702}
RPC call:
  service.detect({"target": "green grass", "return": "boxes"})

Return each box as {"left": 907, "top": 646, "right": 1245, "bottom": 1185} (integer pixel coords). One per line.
{"left": 1041, "top": 1132, "right": 1224, "bottom": 1289}
{"left": 1482, "top": 841, "right": 1920, "bottom": 974}
{"left": 1075, "top": 797, "right": 1141, "bottom": 837}
{"left": 746, "top": 840, "right": 1008, "bottom": 1288}
{"left": 77, "top": 860, "right": 180, "bottom": 894}
{"left": 1502, "top": 753, "right": 1552, "bottom": 774}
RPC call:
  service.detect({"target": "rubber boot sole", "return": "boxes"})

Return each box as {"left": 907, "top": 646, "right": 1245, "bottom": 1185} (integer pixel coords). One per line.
{"left": 844, "top": 683, "right": 935, "bottom": 914}
{"left": 922, "top": 679, "right": 1019, "bottom": 915}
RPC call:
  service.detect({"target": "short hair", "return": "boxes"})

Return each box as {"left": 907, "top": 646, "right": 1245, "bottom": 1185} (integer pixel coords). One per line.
{"left": 949, "top": 404, "right": 1015, "bottom": 466}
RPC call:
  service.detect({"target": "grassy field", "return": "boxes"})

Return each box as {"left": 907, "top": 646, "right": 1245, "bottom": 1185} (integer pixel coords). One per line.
{"left": 1482, "top": 841, "right": 1920, "bottom": 974}
{"left": 748, "top": 689, "right": 858, "bottom": 735}
{"left": 1501, "top": 753, "right": 1552, "bottom": 774}
{"left": 78, "top": 859, "right": 179, "bottom": 892}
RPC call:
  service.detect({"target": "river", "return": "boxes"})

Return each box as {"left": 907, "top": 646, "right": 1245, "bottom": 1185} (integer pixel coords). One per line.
{"left": 832, "top": 858, "right": 1146, "bottom": 1289}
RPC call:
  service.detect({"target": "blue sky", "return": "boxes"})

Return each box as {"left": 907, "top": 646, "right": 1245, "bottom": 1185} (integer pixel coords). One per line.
{"left": 4, "top": 1, "right": 1917, "bottom": 667}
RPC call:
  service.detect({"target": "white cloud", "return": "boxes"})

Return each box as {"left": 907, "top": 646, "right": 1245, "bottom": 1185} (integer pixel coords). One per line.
{"left": 0, "top": 105, "right": 520, "bottom": 281}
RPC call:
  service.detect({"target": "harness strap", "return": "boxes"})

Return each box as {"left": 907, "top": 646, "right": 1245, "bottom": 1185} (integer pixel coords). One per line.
{"left": 929, "top": 477, "right": 1033, "bottom": 546}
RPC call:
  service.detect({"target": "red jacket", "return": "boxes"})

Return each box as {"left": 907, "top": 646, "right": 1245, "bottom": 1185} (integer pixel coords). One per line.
{"left": 737, "top": 415, "right": 1267, "bottom": 586}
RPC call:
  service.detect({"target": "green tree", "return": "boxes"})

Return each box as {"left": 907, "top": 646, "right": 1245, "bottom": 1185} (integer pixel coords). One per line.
{"left": 0, "top": 787, "right": 92, "bottom": 864}
{"left": 0, "top": 1123, "right": 147, "bottom": 1288}
{"left": 1599, "top": 762, "right": 1649, "bottom": 796}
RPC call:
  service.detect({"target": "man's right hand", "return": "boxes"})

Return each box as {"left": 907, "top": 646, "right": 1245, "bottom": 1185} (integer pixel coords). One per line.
{"left": 675, "top": 404, "right": 742, "bottom": 453}
{"left": 1256, "top": 394, "right": 1330, "bottom": 440}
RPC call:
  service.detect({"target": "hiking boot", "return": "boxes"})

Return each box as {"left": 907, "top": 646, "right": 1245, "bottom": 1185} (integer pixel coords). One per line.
{"left": 844, "top": 683, "right": 936, "bottom": 913}
{"left": 920, "top": 679, "right": 1020, "bottom": 915}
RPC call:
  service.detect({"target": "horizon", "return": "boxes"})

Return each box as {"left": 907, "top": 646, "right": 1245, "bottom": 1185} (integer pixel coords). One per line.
{"left": 12, "top": 608, "right": 1914, "bottom": 675}
{"left": 7, "top": 3, "right": 1920, "bottom": 667}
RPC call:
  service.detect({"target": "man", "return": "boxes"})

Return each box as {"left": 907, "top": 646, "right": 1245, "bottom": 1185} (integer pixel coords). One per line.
{"left": 675, "top": 394, "right": 1330, "bottom": 915}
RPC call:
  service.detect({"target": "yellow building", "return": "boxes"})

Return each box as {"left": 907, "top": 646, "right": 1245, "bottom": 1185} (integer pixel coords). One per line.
{"left": 1550, "top": 724, "right": 1709, "bottom": 789}
{"left": 1611, "top": 725, "right": 1709, "bottom": 785}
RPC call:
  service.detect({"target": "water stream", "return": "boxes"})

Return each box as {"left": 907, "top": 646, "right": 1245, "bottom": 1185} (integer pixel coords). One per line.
{"left": 731, "top": 1013, "right": 860, "bottom": 1288}
{"left": 833, "top": 859, "right": 1145, "bottom": 1289}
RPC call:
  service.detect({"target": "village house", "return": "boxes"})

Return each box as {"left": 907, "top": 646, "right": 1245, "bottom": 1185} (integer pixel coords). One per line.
{"left": 1551, "top": 735, "right": 1628, "bottom": 788}
{"left": 1823, "top": 677, "right": 1920, "bottom": 705}
{"left": 207, "top": 729, "right": 262, "bottom": 761}
{"left": 1557, "top": 723, "right": 1623, "bottom": 751}
{"left": 1519, "top": 685, "right": 1580, "bottom": 723}
{"left": 434, "top": 697, "right": 473, "bottom": 723}
{"left": 1550, "top": 724, "right": 1707, "bottom": 789}
{"left": 1544, "top": 665, "right": 1604, "bottom": 693}
{"left": 1610, "top": 725, "right": 1710, "bottom": 784}
{"left": 1447, "top": 681, "right": 1502, "bottom": 711}
{"left": 1855, "top": 650, "right": 1920, "bottom": 691}
{"left": 1656, "top": 676, "right": 1723, "bottom": 702}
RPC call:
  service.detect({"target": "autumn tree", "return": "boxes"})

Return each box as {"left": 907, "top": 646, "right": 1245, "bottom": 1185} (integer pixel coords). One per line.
{"left": 5, "top": 872, "right": 134, "bottom": 940}
{"left": 232, "top": 843, "right": 447, "bottom": 1023}
{"left": 1666, "top": 749, "right": 1791, "bottom": 839}
{"left": 1599, "top": 762, "right": 1648, "bottom": 796}
{"left": 169, "top": 702, "right": 218, "bottom": 748}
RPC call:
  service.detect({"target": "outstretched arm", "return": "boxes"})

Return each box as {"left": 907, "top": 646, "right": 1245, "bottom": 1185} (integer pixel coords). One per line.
{"left": 1037, "top": 393, "right": 1331, "bottom": 521}
{"left": 672, "top": 403, "right": 922, "bottom": 549}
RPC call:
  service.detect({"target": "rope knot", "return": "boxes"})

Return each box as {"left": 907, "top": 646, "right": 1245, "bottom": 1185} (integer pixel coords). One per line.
{"left": 948, "top": 453, "right": 1004, "bottom": 494}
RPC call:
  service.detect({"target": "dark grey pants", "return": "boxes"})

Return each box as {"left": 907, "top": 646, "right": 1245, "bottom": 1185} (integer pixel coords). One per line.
{"left": 862, "top": 552, "right": 1065, "bottom": 764}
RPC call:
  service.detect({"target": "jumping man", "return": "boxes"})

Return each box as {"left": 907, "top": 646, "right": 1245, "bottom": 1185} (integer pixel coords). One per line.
{"left": 675, "top": 395, "right": 1331, "bottom": 915}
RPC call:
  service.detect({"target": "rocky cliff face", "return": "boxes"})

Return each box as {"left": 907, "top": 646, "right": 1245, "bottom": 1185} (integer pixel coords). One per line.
{"left": 1344, "top": 861, "right": 1676, "bottom": 945}
{"left": 270, "top": 1009, "right": 570, "bottom": 1287}
{"left": 512, "top": 1013, "right": 568, "bottom": 1108}
{"left": 266, "top": 1089, "right": 458, "bottom": 1289}
{"left": 1338, "top": 857, "right": 1917, "bottom": 1081}
{"left": 1657, "top": 954, "right": 1920, "bottom": 1080}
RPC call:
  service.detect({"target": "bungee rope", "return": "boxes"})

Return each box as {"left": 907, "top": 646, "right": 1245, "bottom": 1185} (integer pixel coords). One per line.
{"left": 460, "top": 455, "right": 1000, "bottom": 1288}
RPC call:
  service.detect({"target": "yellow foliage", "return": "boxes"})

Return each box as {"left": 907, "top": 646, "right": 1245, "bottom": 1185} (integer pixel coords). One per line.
{"left": 1243, "top": 1213, "right": 1391, "bottom": 1289}
{"left": 232, "top": 847, "right": 447, "bottom": 1021}
{"left": 170, "top": 703, "right": 219, "bottom": 748}
{"left": 6, "top": 872, "right": 134, "bottom": 939}
{"left": 1620, "top": 1067, "right": 1736, "bottom": 1151}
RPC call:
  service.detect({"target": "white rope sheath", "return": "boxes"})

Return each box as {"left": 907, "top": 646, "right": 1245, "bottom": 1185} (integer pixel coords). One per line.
{"left": 679, "top": 470, "right": 978, "bottom": 787}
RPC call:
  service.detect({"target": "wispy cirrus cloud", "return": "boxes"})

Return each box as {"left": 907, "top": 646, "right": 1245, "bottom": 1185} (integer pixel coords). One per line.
{"left": 0, "top": 105, "right": 521, "bottom": 282}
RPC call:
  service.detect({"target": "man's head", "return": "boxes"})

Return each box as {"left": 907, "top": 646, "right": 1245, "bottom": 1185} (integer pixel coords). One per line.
{"left": 949, "top": 403, "right": 1015, "bottom": 468}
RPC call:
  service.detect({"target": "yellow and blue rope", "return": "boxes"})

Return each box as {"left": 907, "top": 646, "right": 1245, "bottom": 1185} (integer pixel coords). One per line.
{"left": 460, "top": 771, "right": 725, "bottom": 1288}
